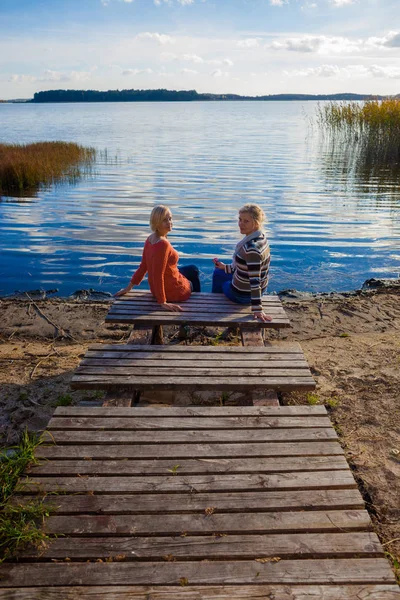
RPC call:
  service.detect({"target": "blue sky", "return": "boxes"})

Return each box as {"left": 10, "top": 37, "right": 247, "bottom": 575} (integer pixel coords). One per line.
{"left": 1, "top": 0, "right": 399, "bottom": 99}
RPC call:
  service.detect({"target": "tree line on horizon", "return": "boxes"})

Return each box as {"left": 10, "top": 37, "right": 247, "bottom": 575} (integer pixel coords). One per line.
{"left": 31, "top": 89, "right": 390, "bottom": 103}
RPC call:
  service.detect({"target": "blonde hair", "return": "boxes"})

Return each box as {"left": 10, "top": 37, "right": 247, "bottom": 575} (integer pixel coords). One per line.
{"left": 239, "top": 204, "right": 266, "bottom": 228}
{"left": 150, "top": 205, "right": 170, "bottom": 232}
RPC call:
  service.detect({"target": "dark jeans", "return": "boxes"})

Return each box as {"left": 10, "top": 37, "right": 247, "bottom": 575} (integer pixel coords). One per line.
{"left": 179, "top": 264, "right": 201, "bottom": 293}
{"left": 211, "top": 268, "right": 251, "bottom": 304}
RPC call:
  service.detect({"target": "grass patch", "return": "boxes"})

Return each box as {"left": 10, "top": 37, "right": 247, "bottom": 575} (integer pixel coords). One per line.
{"left": 306, "top": 392, "right": 320, "bottom": 406}
{"left": 52, "top": 393, "right": 73, "bottom": 407}
{"left": 0, "top": 141, "right": 96, "bottom": 196}
{"left": 0, "top": 429, "right": 52, "bottom": 562}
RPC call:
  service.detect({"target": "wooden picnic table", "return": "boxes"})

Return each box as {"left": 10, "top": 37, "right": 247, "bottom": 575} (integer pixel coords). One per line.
{"left": 106, "top": 290, "right": 291, "bottom": 329}
{"left": 2, "top": 406, "right": 399, "bottom": 599}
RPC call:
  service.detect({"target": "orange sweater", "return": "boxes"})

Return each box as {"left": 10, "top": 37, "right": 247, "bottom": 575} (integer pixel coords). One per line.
{"left": 130, "top": 238, "right": 191, "bottom": 304}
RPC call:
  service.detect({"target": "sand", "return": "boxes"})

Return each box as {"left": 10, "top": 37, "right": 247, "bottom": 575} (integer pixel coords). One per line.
{"left": 0, "top": 284, "right": 399, "bottom": 578}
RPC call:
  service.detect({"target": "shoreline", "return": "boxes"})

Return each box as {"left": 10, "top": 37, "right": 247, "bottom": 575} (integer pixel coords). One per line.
{"left": 0, "top": 284, "right": 399, "bottom": 581}
{"left": 2, "top": 276, "right": 399, "bottom": 304}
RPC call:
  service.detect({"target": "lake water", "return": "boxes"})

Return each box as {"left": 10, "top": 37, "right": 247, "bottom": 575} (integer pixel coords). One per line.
{"left": 1, "top": 101, "right": 399, "bottom": 297}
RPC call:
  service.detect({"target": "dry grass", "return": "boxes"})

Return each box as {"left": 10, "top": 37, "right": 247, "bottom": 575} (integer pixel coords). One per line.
{"left": 0, "top": 141, "right": 96, "bottom": 196}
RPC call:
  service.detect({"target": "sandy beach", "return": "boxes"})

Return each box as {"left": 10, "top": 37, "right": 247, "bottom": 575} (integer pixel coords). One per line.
{"left": 0, "top": 283, "right": 399, "bottom": 579}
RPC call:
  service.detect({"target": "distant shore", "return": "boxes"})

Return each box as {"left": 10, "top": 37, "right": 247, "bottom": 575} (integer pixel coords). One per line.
{"left": 2, "top": 89, "right": 393, "bottom": 104}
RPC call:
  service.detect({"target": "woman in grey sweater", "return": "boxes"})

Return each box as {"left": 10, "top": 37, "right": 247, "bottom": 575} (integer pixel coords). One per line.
{"left": 211, "top": 203, "right": 271, "bottom": 322}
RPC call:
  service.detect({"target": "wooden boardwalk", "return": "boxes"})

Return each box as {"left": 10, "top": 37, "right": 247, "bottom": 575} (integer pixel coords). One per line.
{"left": 1, "top": 406, "right": 399, "bottom": 599}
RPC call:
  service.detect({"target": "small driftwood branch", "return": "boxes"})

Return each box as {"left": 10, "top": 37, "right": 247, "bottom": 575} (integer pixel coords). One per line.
{"left": 24, "top": 292, "right": 77, "bottom": 341}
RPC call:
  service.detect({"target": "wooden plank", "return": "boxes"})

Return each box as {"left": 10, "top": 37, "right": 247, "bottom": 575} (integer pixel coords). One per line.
{"left": 18, "top": 471, "right": 356, "bottom": 493}
{"left": 73, "top": 367, "right": 314, "bottom": 377}
{"left": 105, "top": 314, "right": 291, "bottom": 328}
{"left": 12, "top": 488, "right": 365, "bottom": 514}
{"left": 110, "top": 307, "right": 287, "bottom": 317}
{"left": 35, "top": 440, "right": 344, "bottom": 459}
{"left": 0, "top": 559, "right": 394, "bottom": 587}
{"left": 19, "top": 532, "right": 383, "bottom": 560}
{"left": 29, "top": 456, "right": 348, "bottom": 476}
{"left": 53, "top": 406, "right": 328, "bottom": 416}
{"left": 241, "top": 328, "right": 264, "bottom": 346}
{"left": 47, "top": 416, "right": 331, "bottom": 430}
{"left": 85, "top": 343, "right": 304, "bottom": 354}
{"left": 114, "top": 291, "right": 283, "bottom": 303}
{"left": 41, "top": 427, "right": 337, "bottom": 444}
{"left": 2, "top": 585, "right": 399, "bottom": 600}
{"left": 80, "top": 359, "right": 309, "bottom": 368}
{"left": 70, "top": 375, "right": 316, "bottom": 391}
{"left": 2, "top": 585, "right": 400, "bottom": 600}
{"left": 35, "top": 510, "right": 373, "bottom": 536}
{"left": 84, "top": 351, "right": 304, "bottom": 361}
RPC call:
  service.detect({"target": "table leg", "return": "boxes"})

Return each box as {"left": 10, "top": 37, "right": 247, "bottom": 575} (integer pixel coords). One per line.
{"left": 240, "top": 327, "right": 280, "bottom": 407}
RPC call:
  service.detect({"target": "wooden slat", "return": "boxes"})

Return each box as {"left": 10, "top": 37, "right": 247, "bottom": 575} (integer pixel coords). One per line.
{"left": 85, "top": 343, "right": 304, "bottom": 354}
{"left": 73, "top": 367, "right": 315, "bottom": 377}
{"left": 41, "top": 427, "right": 337, "bottom": 444}
{"left": 19, "top": 532, "right": 383, "bottom": 560}
{"left": 18, "top": 471, "right": 356, "bottom": 493}
{"left": 105, "top": 314, "right": 291, "bottom": 328}
{"left": 29, "top": 456, "right": 348, "bottom": 476}
{"left": 0, "top": 559, "right": 394, "bottom": 587}
{"left": 70, "top": 375, "right": 316, "bottom": 391}
{"left": 35, "top": 440, "right": 344, "bottom": 459}
{"left": 80, "top": 359, "right": 309, "bottom": 368}
{"left": 47, "top": 416, "right": 331, "bottom": 430}
{"left": 38, "top": 509, "right": 371, "bottom": 536}
{"left": 12, "top": 488, "right": 365, "bottom": 514}
{"left": 53, "top": 406, "right": 328, "bottom": 416}
{"left": 2, "top": 585, "right": 399, "bottom": 600}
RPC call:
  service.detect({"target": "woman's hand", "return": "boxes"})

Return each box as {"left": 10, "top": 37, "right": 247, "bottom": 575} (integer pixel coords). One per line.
{"left": 212, "top": 258, "right": 226, "bottom": 270}
{"left": 254, "top": 311, "right": 273, "bottom": 322}
{"left": 160, "top": 302, "right": 183, "bottom": 312}
{"left": 114, "top": 284, "right": 133, "bottom": 297}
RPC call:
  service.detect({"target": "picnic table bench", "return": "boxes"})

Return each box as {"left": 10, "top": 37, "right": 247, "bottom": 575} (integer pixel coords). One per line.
{"left": 106, "top": 290, "right": 292, "bottom": 329}
{"left": 2, "top": 405, "right": 399, "bottom": 598}
{"left": 72, "top": 291, "right": 315, "bottom": 400}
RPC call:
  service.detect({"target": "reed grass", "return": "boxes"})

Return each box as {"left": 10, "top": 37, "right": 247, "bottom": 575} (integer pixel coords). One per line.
{"left": 317, "top": 99, "right": 400, "bottom": 166}
{"left": 0, "top": 141, "right": 96, "bottom": 196}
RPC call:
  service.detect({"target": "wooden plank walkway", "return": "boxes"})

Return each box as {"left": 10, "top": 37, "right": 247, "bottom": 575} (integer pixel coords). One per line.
{"left": 71, "top": 342, "right": 315, "bottom": 392}
{"left": 106, "top": 290, "right": 291, "bottom": 329}
{"left": 1, "top": 406, "right": 399, "bottom": 599}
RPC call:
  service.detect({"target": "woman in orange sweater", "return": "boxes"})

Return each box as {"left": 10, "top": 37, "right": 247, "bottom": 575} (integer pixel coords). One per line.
{"left": 114, "top": 205, "right": 200, "bottom": 311}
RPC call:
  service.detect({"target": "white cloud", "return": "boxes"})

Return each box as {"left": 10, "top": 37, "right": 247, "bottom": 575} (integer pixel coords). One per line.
{"left": 181, "top": 68, "right": 197, "bottom": 74}
{"left": 183, "top": 53, "right": 204, "bottom": 63}
{"left": 211, "top": 69, "right": 229, "bottom": 77}
{"left": 154, "top": 0, "right": 194, "bottom": 5}
{"left": 10, "top": 69, "right": 93, "bottom": 83}
{"left": 271, "top": 36, "right": 324, "bottom": 53}
{"left": 330, "top": 0, "right": 355, "bottom": 6}
{"left": 136, "top": 32, "right": 175, "bottom": 44}
{"left": 270, "top": 34, "right": 362, "bottom": 54}
{"left": 368, "top": 31, "right": 400, "bottom": 49}
{"left": 270, "top": 0, "right": 288, "bottom": 5}
{"left": 122, "top": 68, "right": 153, "bottom": 75}
{"left": 284, "top": 63, "right": 400, "bottom": 79}
{"left": 237, "top": 38, "right": 260, "bottom": 48}
{"left": 181, "top": 54, "right": 234, "bottom": 66}
{"left": 369, "top": 64, "right": 400, "bottom": 79}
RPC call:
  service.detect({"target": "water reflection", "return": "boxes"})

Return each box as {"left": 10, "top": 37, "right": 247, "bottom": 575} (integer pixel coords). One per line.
{"left": 0, "top": 101, "right": 399, "bottom": 296}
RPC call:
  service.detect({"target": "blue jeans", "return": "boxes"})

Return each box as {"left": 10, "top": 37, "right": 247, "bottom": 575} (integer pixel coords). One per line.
{"left": 211, "top": 268, "right": 251, "bottom": 305}
{"left": 179, "top": 264, "right": 201, "bottom": 293}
